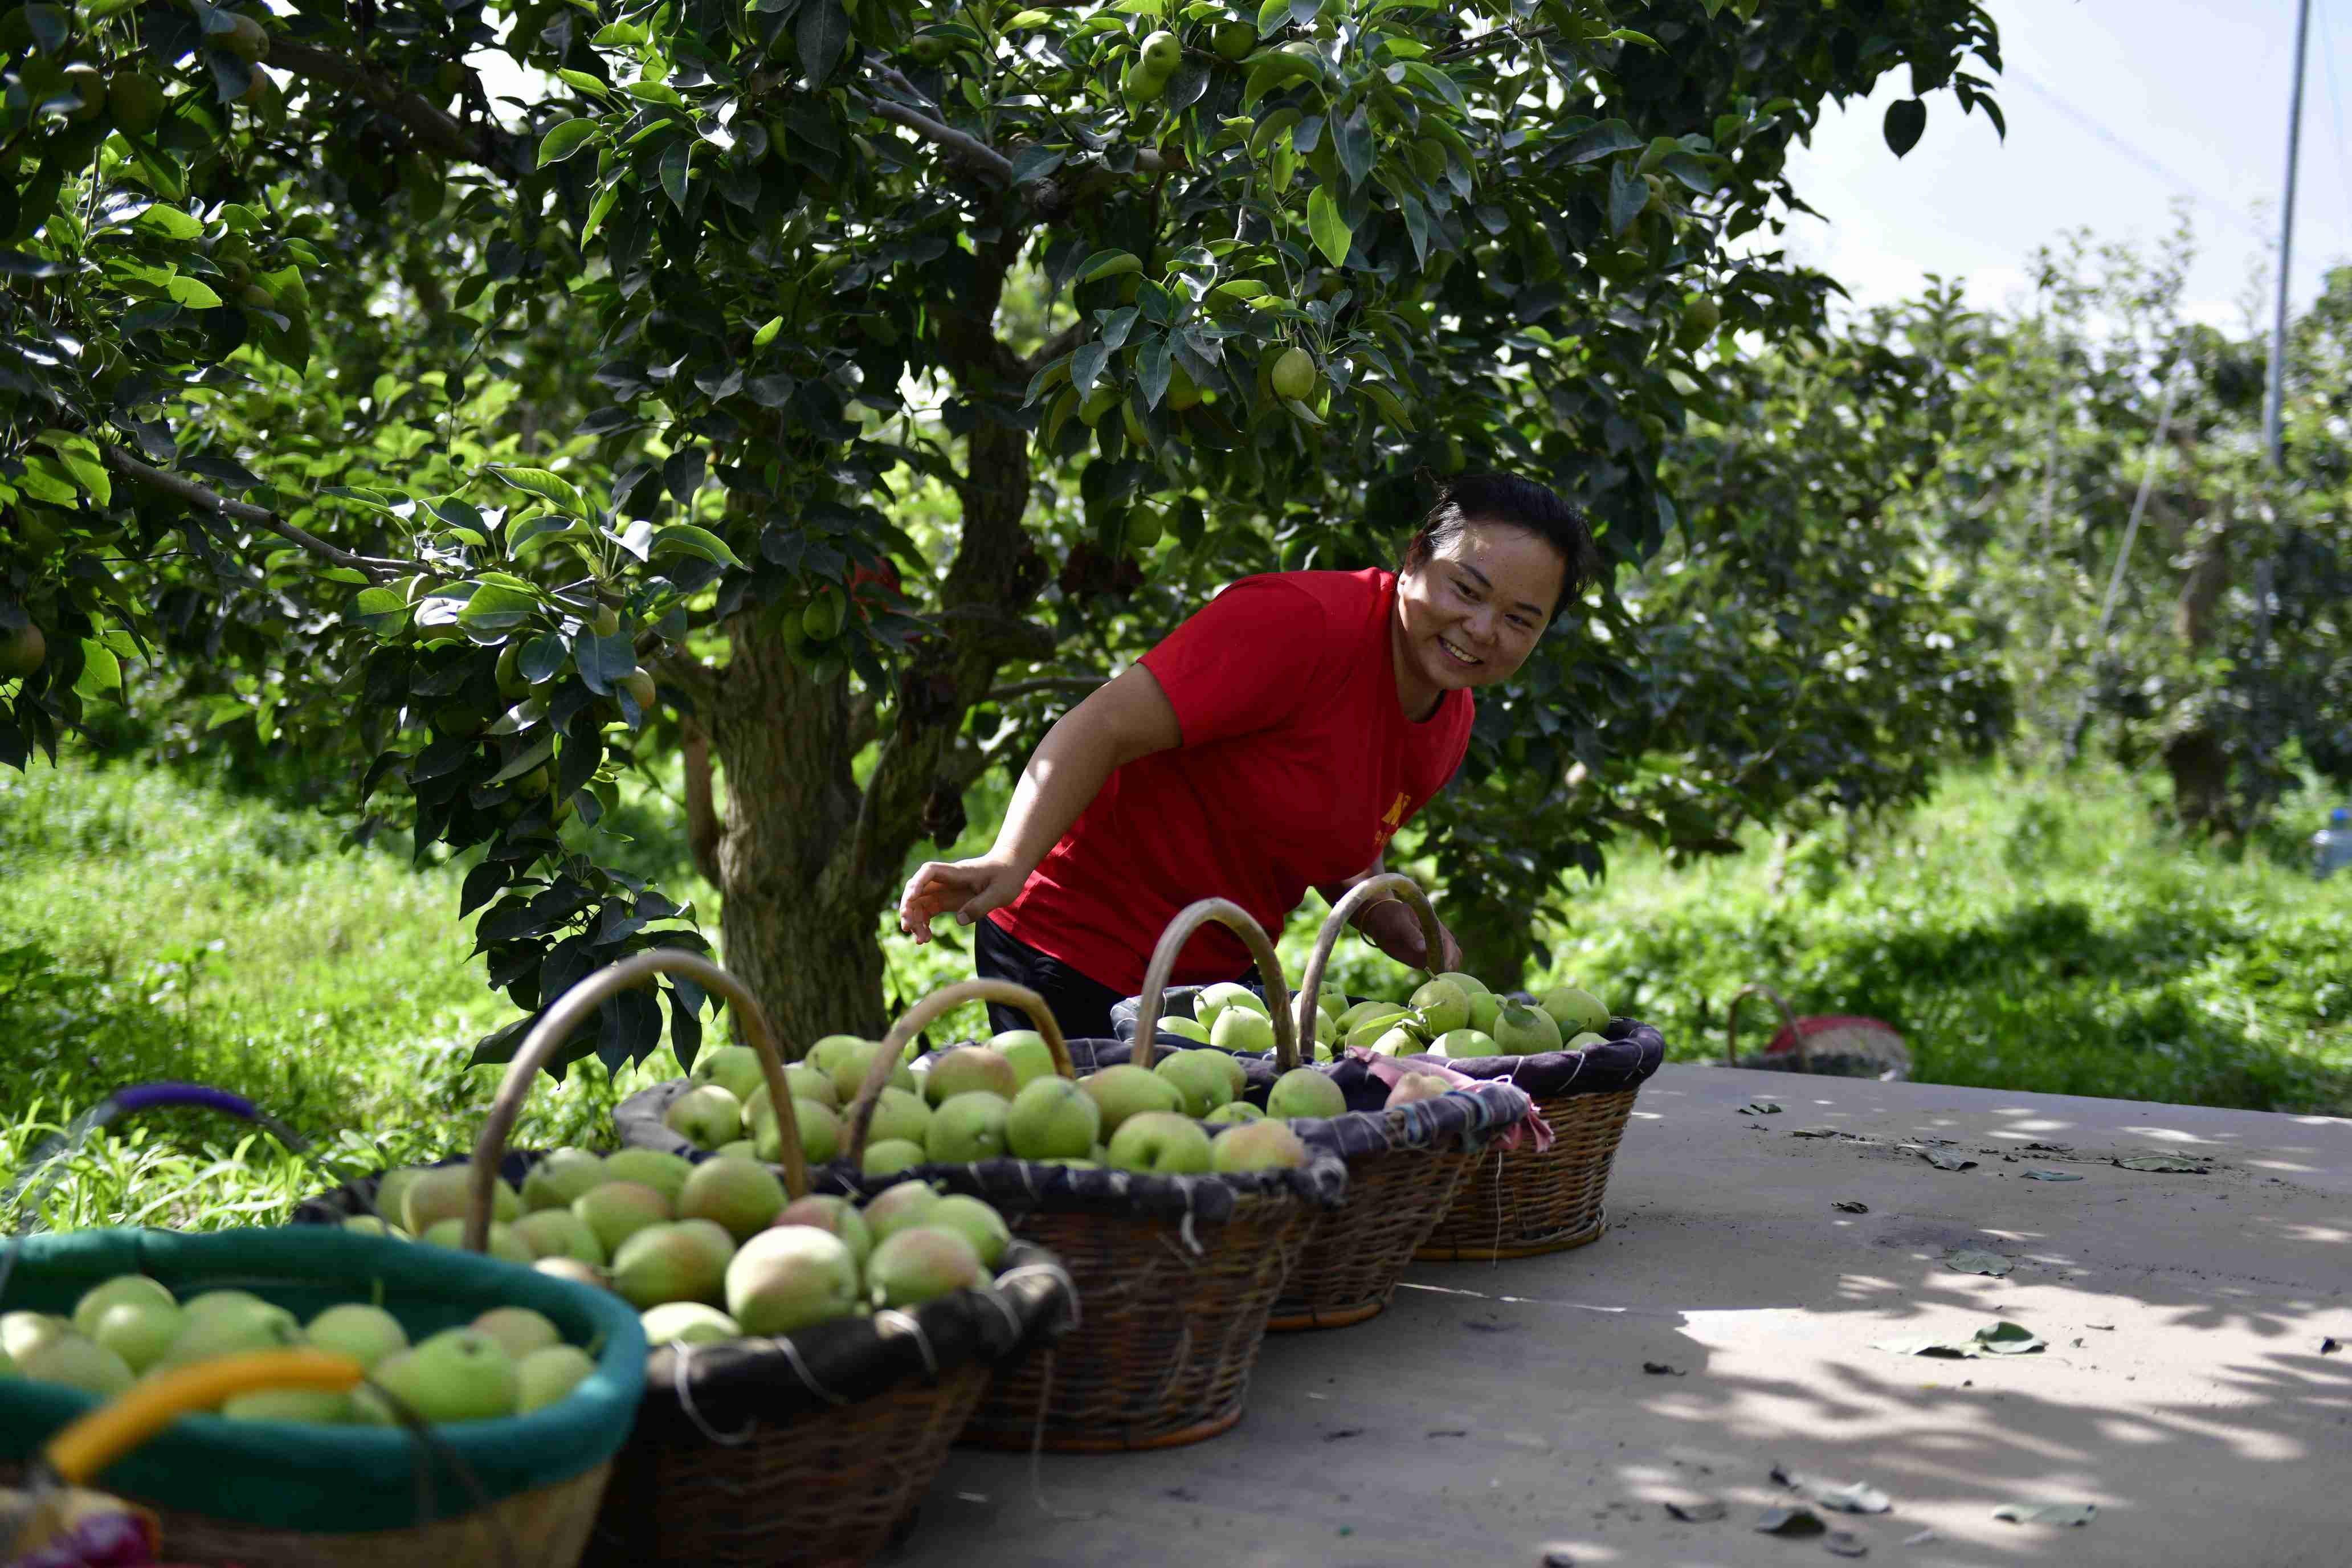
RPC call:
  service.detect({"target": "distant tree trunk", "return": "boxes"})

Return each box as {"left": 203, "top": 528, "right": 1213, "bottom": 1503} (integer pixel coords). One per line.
{"left": 2165, "top": 489, "right": 2235, "bottom": 833}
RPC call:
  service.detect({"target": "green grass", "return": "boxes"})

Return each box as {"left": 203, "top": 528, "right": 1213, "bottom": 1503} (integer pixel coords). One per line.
{"left": 5, "top": 755, "right": 2346, "bottom": 1238}
{"left": 1532, "top": 764, "right": 2352, "bottom": 1115}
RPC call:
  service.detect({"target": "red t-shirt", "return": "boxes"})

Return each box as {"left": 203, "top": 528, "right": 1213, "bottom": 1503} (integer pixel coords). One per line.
{"left": 990, "top": 568, "right": 1474, "bottom": 994}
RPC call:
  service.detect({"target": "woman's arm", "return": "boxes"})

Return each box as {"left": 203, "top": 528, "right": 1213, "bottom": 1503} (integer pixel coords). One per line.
{"left": 897, "top": 665, "right": 1183, "bottom": 941}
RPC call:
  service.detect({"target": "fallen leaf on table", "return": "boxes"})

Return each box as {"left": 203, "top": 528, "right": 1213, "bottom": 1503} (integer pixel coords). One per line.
{"left": 1641, "top": 1361, "right": 1687, "bottom": 1376}
{"left": 2321, "top": 1337, "right": 2341, "bottom": 1355}
{"left": 1994, "top": 1502, "right": 2096, "bottom": 1526}
{"left": 1811, "top": 1481, "right": 1892, "bottom": 1514}
{"left": 2021, "top": 1168, "right": 2083, "bottom": 1181}
{"left": 1664, "top": 1500, "right": 1726, "bottom": 1522}
{"left": 1833, "top": 1200, "right": 1869, "bottom": 1213}
{"left": 1974, "top": 1321, "right": 2046, "bottom": 1355}
{"left": 1741, "top": 1100, "right": 1785, "bottom": 1115}
{"left": 1755, "top": 1506, "right": 1827, "bottom": 1537}
{"left": 1901, "top": 1528, "right": 1937, "bottom": 1546}
{"left": 1792, "top": 1127, "right": 1843, "bottom": 1138}
{"left": 1824, "top": 1530, "right": 1871, "bottom": 1557}
{"left": 1911, "top": 1146, "right": 1977, "bottom": 1171}
{"left": 1945, "top": 1248, "right": 2014, "bottom": 1277}
{"left": 2085, "top": 1322, "right": 2115, "bottom": 1330}
{"left": 2114, "top": 1153, "right": 2208, "bottom": 1173}
{"left": 1873, "top": 1336, "right": 1977, "bottom": 1359}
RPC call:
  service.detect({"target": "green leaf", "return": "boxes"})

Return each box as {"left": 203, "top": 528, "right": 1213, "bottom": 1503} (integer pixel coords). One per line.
{"left": 753, "top": 316, "right": 782, "bottom": 348}
{"left": 73, "top": 640, "right": 121, "bottom": 701}
{"left": 1306, "top": 185, "right": 1353, "bottom": 268}
{"left": 1884, "top": 97, "right": 1927, "bottom": 157}
{"left": 1079, "top": 250, "right": 1142, "bottom": 283}
{"left": 1973, "top": 1321, "right": 2045, "bottom": 1355}
{"left": 486, "top": 465, "right": 587, "bottom": 516}
{"left": 2020, "top": 1167, "right": 2083, "bottom": 1181}
{"left": 538, "top": 118, "right": 601, "bottom": 168}
{"left": 797, "top": 0, "right": 851, "bottom": 84}
{"left": 1607, "top": 161, "right": 1646, "bottom": 235}
{"left": 133, "top": 206, "right": 205, "bottom": 241}
{"left": 582, "top": 182, "right": 622, "bottom": 246}
{"left": 489, "top": 734, "right": 557, "bottom": 784}
{"left": 1945, "top": 1248, "right": 2012, "bottom": 1277}
{"left": 557, "top": 69, "right": 613, "bottom": 99}
{"left": 1357, "top": 381, "right": 1415, "bottom": 430}
{"left": 1738, "top": 1099, "right": 1782, "bottom": 1115}
{"left": 459, "top": 582, "right": 540, "bottom": 631}
{"left": 1992, "top": 1503, "right": 2095, "bottom": 1526}
{"left": 164, "top": 273, "right": 222, "bottom": 308}
{"left": 1558, "top": 120, "right": 1643, "bottom": 165}
{"left": 659, "top": 141, "right": 691, "bottom": 211}
{"left": 2115, "top": 1152, "right": 2208, "bottom": 1173}
{"left": 651, "top": 525, "right": 744, "bottom": 568}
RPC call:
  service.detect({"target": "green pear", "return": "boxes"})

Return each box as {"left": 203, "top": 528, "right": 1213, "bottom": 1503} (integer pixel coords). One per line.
{"left": 306, "top": 1303, "right": 408, "bottom": 1370}
{"left": 1210, "top": 1007, "right": 1275, "bottom": 1055}
{"left": 1368, "top": 1026, "right": 1422, "bottom": 1056}
{"left": 1193, "top": 982, "right": 1265, "bottom": 1031}
{"left": 21, "top": 1333, "right": 134, "bottom": 1398}
{"left": 572, "top": 1181, "right": 673, "bottom": 1256}
{"left": 420, "top": 1218, "right": 534, "bottom": 1265}
{"left": 609, "top": 1219, "right": 734, "bottom": 1308}
{"left": 725, "top": 1226, "right": 860, "bottom": 1333}
{"left": 1153, "top": 1052, "right": 1234, "bottom": 1117}
{"left": 861, "top": 1181, "right": 943, "bottom": 1244}
{"left": 1538, "top": 985, "right": 1610, "bottom": 1035}
{"left": 72, "top": 1275, "right": 175, "bottom": 1339}
{"left": 753, "top": 1097, "right": 840, "bottom": 1163}
{"left": 640, "top": 1302, "right": 740, "bottom": 1347}
{"left": 865, "top": 1085, "right": 932, "bottom": 1147}
{"left": 922, "top": 1195, "right": 1011, "bottom": 1268}
{"left": 663, "top": 1084, "right": 743, "bottom": 1150}
{"left": 1079, "top": 1064, "right": 1181, "bottom": 1134}
{"left": 1203, "top": 1100, "right": 1265, "bottom": 1125}
{"left": 341, "top": 1216, "right": 409, "bottom": 1240}
{"left": 1105, "top": 1111, "right": 1214, "bottom": 1174}
{"left": 829, "top": 1039, "right": 915, "bottom": 1105}
{"left": 372, "top": 1167, "right": 427, "bottom": 1230}
{"left": 514, "top": 1344, "right": 597, "bottom": 1412}
{"left": 1004, "top": 1075, "right": 1101, "bottom": 1160}
{"left": 471, "top": 1306, "right": 562, "bottom": 1360}
{"left": 1337, "top": 999, "right": 1404, "bottom": 1032}
{"left": 401, "top": 1166, "right": 519, "bottom": 1236}
{"left": 520, "top": 1149, "right": 607, "bottom": 1212}
{"left": 89, "top": 1298, "right": 182, "bottom": 1374}
{"left": 926, "top": 1091, "right": 1012, "bottom": 1163}
{"left": 677, "top": 1155, "right": 787, "bottom": 1240}
{"left": 923, "top": 1046, "right": 1018, "bottom": 1105}
{"left": 1266, "top": 1067, "right": 1346, "bottom": 1121}
{"left": 1210, "top": 1119, "right": 1310, "bottom": 1173}
{"left": 775, "top": 1195, "right": 875, "bottom": 1271}
{"left": 533, "top": 1257, "right": 607, "bottom": 1289}
{"left": 1566, "top": 1030, "right": 1609, "bottom": 1050}
{"left": 987, "top": 1030, "right": 1057, "bottom": 1088}
{"left": 867, "top": 1227, "right": 984, "bottom": 1308}
{"left": 803, "top": 1034, "right": 869, "bottom": 1078}
{"left": 1385, "top": 1071, "right": 1452, "bottom": 1109}
{"left": 368, "top": 1329, "right": 517, "bottom": 1423}
{"left": 512, "top": 1209, "right": 607, "bottom": 1266}
{"left": 1431, "top": 1028, "right": 1499, "bottom": 1058}
{"left": 1157, "top": 1015, "right": 1211, "bottom": 1044}
{"left": 160, "top": 1300, "right": 300, "bottom": 1370}
{"left": 223, "top": 1387, "right": 350, "bottom": 1423}
{"left": 1410, "top": 978, "right": 1471, "bottom": 1036}
{"left": 601, "top": 1149, "right": 695, "bottom": 1206}
{"left": 691, "top": 1044, "right": 768, "bottom": 1104}
{"left": 1, "top": 1312, "right": 67, "bottom": 1365}
{"left": 716, "top": 1140, "right": 758, "bottom": 1159}
{"left": 1345, "top": 1012, "right": 1414, "bottom": 1051}
{"left": 861, "top": 1138, "right": 928, "bottom": 1176}
{"left": 1467, "top": 991, "right": 1505, "bottom": 1034}
{"left": 1491, "top": 1002, "right": 1563, "bottom": 1055}
{"left": 1435, "top": 971, "right": 1490, "bottom": 995}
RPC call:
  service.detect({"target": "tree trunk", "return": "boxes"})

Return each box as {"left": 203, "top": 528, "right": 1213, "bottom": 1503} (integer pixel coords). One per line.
{"left": 2162, "top": 728, "right": 2233, "bottom": 834}
{"left": 2165, "top": 492, "right": 2234, "bottom": 834}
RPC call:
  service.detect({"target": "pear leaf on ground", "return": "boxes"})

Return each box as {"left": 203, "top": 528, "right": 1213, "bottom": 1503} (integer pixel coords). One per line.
{"left": 1740, "top": 1099, "right": 1783, "bottom": 1115}
{"left": 1825, "top": 1530, "right": 1871, "bottom": 1557}
{"left": 1945, "top": 1248, "right": 2014, "bottom": 1277}
{"left": 1913, "top": 1147, "right": 1977, "bottom": 1171}
{"left": 1974, "top": 1321, "right": 2045, "bottom": 1355}
{"left": 1812, "top": 1481, "right": 1893, "bottom": 1514}
{"left": 1664, "top": 1500, "right": 1726, "bottom": 1522}
{"left": 1993, "top": 1502, "right": 2096, "bottom": 1526}
{"left": 1873, "top": 1336, "right": 1976, "bottom": 1359}
{"left": 1754, "top": 1506, "right": 1826, "bottom": 1536}
{"left": 2021, "top": 1167, "right": 2083, "bottom": 1181}
{"left": 1832, "top": 1200, "right": 1869, "bottom": 1213}
{"left": 2115, "top": 1153, "right": 2208, "bottom": 1173}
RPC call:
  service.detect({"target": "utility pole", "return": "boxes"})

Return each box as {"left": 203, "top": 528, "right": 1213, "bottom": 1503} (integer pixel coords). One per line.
{"left": 2263, "top": 0, "right": 2313, "bottom": 473}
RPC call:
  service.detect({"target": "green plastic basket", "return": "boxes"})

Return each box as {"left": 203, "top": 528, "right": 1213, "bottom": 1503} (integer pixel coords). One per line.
{"left": 0, "top": 1224, "right": 646, "bottom": 1535}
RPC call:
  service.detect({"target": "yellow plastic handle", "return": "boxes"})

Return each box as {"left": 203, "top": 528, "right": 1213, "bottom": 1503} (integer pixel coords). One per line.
{"left": 44, "top": 1348, "right": 366, "bottom": 1485}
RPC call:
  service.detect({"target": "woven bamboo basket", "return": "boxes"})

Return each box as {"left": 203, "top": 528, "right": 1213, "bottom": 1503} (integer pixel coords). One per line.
{"left": 1724, "top": 981, "right": 1912, "bottom": 1079}
{"left": 1414, "top": 1084, "right": 1641, "bottom": 1260}
{"left": 1244, "top": 876, "right": 1477, "bottom": 1330}
{"left": 843, "top": 925, "right": 1318, "bottom": 1452}
{"left": 465, "top": 951, "right": 1018, "bottom": 1568}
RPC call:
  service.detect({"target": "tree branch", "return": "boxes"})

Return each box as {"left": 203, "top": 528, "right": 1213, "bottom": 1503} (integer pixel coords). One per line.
{"left": 867, "top": 99, "right": 1018, "bottom": 183}
{"left": 1023, "top": 320, "right": 1088, "bottom": 376}
{"left": 268, "top": 40, "right": 513, "bottom": 169}
{"left": 650, "top": 647, "right": 726, "bottom": 718}
{"left": 987, "top": 676, "right": 1102, "bottom": 703}
{"left": 100, "top": 446, "right": 426, "bottom": 583}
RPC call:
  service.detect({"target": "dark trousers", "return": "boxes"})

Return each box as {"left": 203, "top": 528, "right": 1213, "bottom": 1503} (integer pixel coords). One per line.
{"left": 973, "top": 919, "right": 1253, "bottom": 1042}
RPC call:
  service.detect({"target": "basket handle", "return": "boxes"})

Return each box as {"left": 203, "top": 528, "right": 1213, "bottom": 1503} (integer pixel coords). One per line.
{"left": 43, "top": 1348, "right": 365, "bottom": 1485}
{"left": 468, "top": 951, "right": 807, "bottom": 1251}
{"left": 1725, "top": 982, "right": 1807, "bottom": 1071}
{"left": 1130, "top": 898, "right": 1297, "bottom": 1071}
{"left": 841, "top": 979, "right": 1074, "bottom": 1162}
{"left": 1293, "top": 873, "right": 1446, "bottom": 1050}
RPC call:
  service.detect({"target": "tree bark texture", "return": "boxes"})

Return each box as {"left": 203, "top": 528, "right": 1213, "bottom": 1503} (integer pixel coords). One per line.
{"left": 2165, "top": 489, "right": 2235, "bottom": 833}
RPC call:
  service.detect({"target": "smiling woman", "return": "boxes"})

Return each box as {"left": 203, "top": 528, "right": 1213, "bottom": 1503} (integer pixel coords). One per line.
{"left": 896, "top": 475, "right": 1603, "bottom": 1041}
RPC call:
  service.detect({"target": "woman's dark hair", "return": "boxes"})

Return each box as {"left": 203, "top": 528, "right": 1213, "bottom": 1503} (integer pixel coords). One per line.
{"left": 1400, "top": 473, "right": 1602, "bottom": 619}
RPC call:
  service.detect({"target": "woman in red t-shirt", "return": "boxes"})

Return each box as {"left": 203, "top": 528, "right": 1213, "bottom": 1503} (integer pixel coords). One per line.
{"left": 896, "top": 473, "right": 1599, "bottom": 1039}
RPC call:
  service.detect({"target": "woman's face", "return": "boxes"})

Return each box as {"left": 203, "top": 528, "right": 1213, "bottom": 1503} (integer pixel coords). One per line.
{"left": 1394, "top": 520, "right": 1569, "bottom": 699}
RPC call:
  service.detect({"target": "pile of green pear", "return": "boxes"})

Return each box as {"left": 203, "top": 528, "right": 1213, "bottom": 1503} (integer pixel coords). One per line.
{"left": 0, "top": 1277, "right": 596, "bottom": 1424}
{"left": 345, "top": 1149, "right": 1016, "bottom": 1351}
{"left": 665, "top": 1035, "right": 1332, "bottom": 1180}
{"left": 1296, "top": 973, "right": 1612, "bottom": 1061}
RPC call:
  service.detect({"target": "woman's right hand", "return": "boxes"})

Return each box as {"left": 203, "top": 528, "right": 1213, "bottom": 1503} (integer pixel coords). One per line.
{"left": 897, "top": 856, "right": 1029, "bottom": 942}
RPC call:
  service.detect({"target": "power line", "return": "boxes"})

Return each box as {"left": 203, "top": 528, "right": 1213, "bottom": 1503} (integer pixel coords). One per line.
{"left": 2006, "top": 66, "right": 2276, "bottom": 246}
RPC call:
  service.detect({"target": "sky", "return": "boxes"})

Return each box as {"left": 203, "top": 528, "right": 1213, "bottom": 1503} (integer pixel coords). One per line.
{"left": 1772, "top": 0, "right": 2352, "bottom": 333}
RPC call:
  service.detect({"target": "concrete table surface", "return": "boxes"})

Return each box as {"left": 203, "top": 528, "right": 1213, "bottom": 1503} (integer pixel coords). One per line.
{"left": 887, "top": 1064, "right": 2351, "bottom": 1567}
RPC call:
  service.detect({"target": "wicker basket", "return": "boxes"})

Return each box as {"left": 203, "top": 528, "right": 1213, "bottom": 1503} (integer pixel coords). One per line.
{"left": 1724, "top": 981, "right": 1912, "bottom": 1080}
{"left": 840, "top": 952, "right": 1324, "bottom": 1452}
{"left": 416, "top": 951, "right": 1059, "bottom": 1568}
{"left": 1415, "top": 1084, "right": 1641, "bottom": 1260}
{"left": 1138, "top": 882, "right": 1481, "bottom": 1332}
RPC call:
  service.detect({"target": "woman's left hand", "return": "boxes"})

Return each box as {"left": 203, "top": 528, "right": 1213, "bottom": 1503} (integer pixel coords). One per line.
{"left": 1354, "top": 899, "right": 1466, "bottom": 975}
